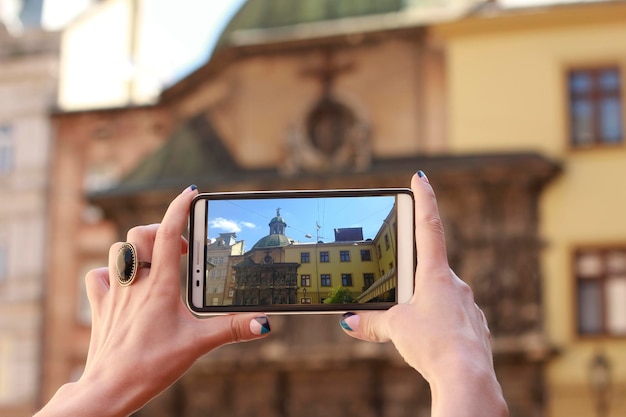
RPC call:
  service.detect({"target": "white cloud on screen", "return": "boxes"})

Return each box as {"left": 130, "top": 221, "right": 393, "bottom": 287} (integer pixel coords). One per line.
{"left": 210, "top": 217, "right": 256, "bottom": 233}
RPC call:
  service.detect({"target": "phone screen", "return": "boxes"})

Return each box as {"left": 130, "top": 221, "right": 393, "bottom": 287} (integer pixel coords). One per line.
{"left": 188, "top": 189, "right": 414, "bottom": 314}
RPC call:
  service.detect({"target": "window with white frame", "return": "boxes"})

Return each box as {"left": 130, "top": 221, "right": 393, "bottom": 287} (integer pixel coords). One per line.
{"left": 0, "top": 337, "right": 12, "bottom": 402}
{"left": 0, "top": 125, "right": 13, "bottom": 174}
{"left": 0, "top": 232, "right": 8, "bottom": 283}
{"left": 576, "top": 247, "right": 626, "bottom": 335}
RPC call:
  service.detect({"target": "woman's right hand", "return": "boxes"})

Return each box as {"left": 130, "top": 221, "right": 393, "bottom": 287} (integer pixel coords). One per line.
{"left": 340, "top": 172, "right": 508, "bottom": 417}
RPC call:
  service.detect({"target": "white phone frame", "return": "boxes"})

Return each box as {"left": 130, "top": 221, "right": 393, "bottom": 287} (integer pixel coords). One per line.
{"left": 187, "top": 188, "right": 415, "bottom": 315}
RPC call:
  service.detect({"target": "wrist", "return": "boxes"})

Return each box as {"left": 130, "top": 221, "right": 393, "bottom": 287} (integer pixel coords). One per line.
{"left": 428, "top": 357, "right": 508, "bottom": 417}
{"left": 34, "top": 378, "right": 135, "bottom": 417}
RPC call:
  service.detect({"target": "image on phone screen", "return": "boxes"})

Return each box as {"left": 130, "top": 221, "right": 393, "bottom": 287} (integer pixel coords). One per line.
{"left": 188, "top": 190, "right": 414, "bottom": 313}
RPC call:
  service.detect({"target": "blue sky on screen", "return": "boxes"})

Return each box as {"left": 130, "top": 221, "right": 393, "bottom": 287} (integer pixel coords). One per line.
{"left": 207, "top": 195, "right": 395, "bottom": 251}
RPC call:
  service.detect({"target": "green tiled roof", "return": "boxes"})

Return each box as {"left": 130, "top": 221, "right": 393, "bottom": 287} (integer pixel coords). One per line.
{"left": 97, "top": 114, "right": 239, "bottom": 195}
{"left": 252, "top": 233, "right": 293, "bottom": 249}
{"left": 217, "top": 0, "right": 409, "bottom": 48}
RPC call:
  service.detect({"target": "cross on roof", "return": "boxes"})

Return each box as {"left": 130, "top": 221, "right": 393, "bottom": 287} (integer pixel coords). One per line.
{"left": 301, "top": 49, "right": 354, "bottom": 95}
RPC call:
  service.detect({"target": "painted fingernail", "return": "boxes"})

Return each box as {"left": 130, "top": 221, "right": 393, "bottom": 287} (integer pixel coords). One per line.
{"left": 417, "top": 170, "right": 429, "bottom": 183}
{"left": 183, "top": 184, "right": 198, "bottom": 193}
{"left": 250, "top": 316, "right": 271, "bottom": 335}
{"left": 340, "top": 312, "right": 359, "bottom": 332}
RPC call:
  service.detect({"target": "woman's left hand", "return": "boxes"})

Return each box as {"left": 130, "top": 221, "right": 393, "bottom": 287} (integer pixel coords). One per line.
{"left": 36, "top": 186, "right": 271, "bottom": 417}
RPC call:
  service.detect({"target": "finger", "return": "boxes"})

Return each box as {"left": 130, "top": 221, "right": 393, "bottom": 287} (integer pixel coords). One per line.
{"left": 338, "top": 311, "right": 391, "bottom": 343}
{"left": 475, "top": 303, "right": 491, "bottom": 334}
{"left": 84, "top": 267, "right": 110, "bottom": 316}
{"left": 151, "top": 186, "right": 198, "bottom": 284}
{"left": 181, "top": 236, "right": 189, "bottom": 255}
{"left": 126, "top": 223, "right": 160, "bottom": 263}
{"left": 195, "top": 314, "right": 272, "bottom": 352}
{"left": 84, "top": 267, "right": 109, "bottom": 362}
{"left": 125, "top": 224, "right": 189, "bottom": 260}
{"left": 411, "top": 172, "right": 449, "bottom": 273}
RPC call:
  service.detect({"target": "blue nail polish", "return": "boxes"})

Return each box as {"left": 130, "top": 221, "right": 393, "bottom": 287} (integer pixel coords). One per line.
{"left": 254, "top": 316, "right": 271, "bottom": 334}
{"left": 417, "top": 170, "right": 430, "bottom": 183}
{"left": 340, "top": 312, "right": 356, "bottom": 331}
{"left": 190, "top": 184, "right": 197, "bottom": 191}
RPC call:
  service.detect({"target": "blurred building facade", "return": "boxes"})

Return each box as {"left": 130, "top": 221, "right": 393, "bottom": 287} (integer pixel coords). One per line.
{"left": 41, "top": 1, "right": 625, "bottom": 417}
{"left": 0, "top": 4, "right": 59, "bottom": 417}
{"left": 434, "top": 2, "right": 626, "bottom": 415}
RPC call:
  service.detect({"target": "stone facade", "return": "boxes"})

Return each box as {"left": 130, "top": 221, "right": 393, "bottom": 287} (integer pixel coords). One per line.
{"left": 42, "top": 105, "right": 173, "bottom": 401}
{"left": 0, "top": 25, "right": 59, "bottom": 417}
{"left": 232, "top": 258, "right": 300, "bottom": 306}
{"left": 43, "top": 8, "right": 560, "bottom": 417}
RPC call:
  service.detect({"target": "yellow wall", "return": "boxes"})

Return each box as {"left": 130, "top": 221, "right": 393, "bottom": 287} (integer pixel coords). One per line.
{"left": 433, "top": 3, "right": 626, "bottom": 416}
{"left": 375, "top": 210, "right": 397, "bottom": 278}
{"left": 284, "top": 242, "right": 380, "bottom": 303}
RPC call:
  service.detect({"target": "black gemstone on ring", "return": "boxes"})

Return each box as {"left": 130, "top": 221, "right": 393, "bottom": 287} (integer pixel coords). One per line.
{"left": 116, "top": 243, "right": 138, "bottom": 286}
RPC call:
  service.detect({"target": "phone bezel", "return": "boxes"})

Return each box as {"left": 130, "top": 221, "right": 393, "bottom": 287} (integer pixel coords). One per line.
{"left": 186, "top": 188, "right": 415, "bottom": 315}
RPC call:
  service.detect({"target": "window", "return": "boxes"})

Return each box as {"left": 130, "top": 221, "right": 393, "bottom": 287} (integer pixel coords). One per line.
{"left": 208, "top": 256, "right": 224, "bottom": 265}
{"left": 361, "top": 249, "right": 371, "bottom": 261}
{"left": 363, "top": 273, "right": 374, "bottom": 289}
{"left": 301, "top": 252, "right": 310, "bottom": 263}
{"left": 377, "top": 244, "right": 381, "bottom": 259}
{"left": 575, "top": 247, "right": 626, "bottom": 335}
{"left": 568, "top": 67, "right": 622, "bottom": 147}
{"left": 0, "top": 336, "right": 12, "bottom": 401}
{"left": 83, "top": 163, "right": 118, "bottom": 192}
{"left": 341, "top": 274, "right": 353, "bottom": 286}
{"left": 340, "top": 250, "right": 350, "bottom": 262}
{"left": 0, "top": 125, "right": 12, "bottom": 174}
{"left": 384, "top": 234, "right": 390, "bottom": 250}
{"left": 301, "top": 274, "right": 311, "bottom": 287}
{"left": 320, "top": 251, "right": 329, "bottom": 263}
{"left": 321, "top": 274, "right": 331, "bottom": 287}
{"left": 0, "top": 241, "right": 7, "bottom": 283}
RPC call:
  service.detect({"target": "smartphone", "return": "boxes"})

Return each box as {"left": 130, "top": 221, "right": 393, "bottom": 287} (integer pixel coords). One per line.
{"left": 187, "top": 188, "right": 415, "bottom": 314}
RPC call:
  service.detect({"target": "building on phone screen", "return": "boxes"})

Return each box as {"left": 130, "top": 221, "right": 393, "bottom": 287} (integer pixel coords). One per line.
{"left": 205, "top": 233, "right": 244, "bottom": 306}
{"left": 218, "top": 207, "right": 397, "bottom": 306}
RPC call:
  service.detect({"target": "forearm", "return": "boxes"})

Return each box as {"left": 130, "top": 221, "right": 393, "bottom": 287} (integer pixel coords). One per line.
{"left": 429, "top": 361, "right": 508, "bottom": 417}
{"left": 34, "top": 380, "right": 136, "bottom": 417}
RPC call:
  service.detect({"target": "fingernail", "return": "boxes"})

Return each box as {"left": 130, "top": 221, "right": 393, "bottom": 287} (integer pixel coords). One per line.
{"left": 250, "top": 316, "right": 271, "bottom": 335}
{"left": 183, "top": 184, "right": 197, "bottom": 193}
{"left": 417, "top": 170, "right": 429, "bottom": 183}
{"left": 340, "top": 312, "right": 359, "bottom": 332}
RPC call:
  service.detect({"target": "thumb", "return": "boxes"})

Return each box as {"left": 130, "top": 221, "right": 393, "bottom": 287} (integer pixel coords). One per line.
{"left": 339, "top": 311, "right": 391, "bottom": 343}
{"left": 197, "top": 313, "right": 272, "bottom": 352}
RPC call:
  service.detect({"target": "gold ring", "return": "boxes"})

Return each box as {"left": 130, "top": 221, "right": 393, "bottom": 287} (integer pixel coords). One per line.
{"left": 115, "top": 242, "right": 151, "bottom": 286}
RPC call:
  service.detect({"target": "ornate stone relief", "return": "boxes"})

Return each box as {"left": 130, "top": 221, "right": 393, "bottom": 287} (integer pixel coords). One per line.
{"left": 282, "top": 102, "right": 371, "bottom": 175}
{"left": 282, "top": 50, "right": 372, "bottom": 175}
